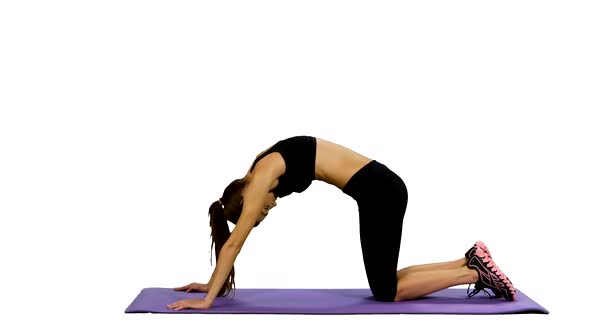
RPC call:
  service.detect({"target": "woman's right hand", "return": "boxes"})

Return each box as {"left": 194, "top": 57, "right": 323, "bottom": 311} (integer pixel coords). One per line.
{"left": 173, "top": 282, "right": 209, "bottom": 293}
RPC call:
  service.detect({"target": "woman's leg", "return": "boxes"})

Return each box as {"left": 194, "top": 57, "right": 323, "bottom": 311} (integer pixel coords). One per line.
{"left": 394, "top": 265, "right": 479, "bottom": 301}
{"left": 396, "top": 257, "right": 467, "bottom": 279}
{"left": 354, "top": 165, "right": 408, "bottom": 302}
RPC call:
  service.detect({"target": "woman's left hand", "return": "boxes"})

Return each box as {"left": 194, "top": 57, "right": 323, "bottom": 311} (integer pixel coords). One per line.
{"left": 166, "top": 298, "right": 212, "bottom": 311}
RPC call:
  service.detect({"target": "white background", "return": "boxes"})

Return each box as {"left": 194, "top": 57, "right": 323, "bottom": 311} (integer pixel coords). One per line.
{"left": 1, "top": 1, "right": 588, "bottom": 331}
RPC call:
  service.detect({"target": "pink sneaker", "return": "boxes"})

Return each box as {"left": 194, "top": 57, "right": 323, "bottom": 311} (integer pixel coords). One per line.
{"left": 467, "top": 248, "right": 517, "bottom": 301}
{"left": 465, "top": 240, "right": 508, "bottom": 298}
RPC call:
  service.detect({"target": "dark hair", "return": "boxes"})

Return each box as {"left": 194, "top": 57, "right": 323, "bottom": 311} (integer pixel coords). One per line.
{"left": 209, "top": 178, "right": 246, "bottom": 297}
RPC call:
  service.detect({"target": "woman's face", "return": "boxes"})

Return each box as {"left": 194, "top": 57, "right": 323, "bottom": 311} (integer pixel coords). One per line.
{"left": 256, "top": 192, "right": 277, "bottom": 224}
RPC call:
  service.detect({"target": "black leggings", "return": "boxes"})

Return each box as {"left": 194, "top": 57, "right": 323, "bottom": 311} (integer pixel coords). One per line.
{"left": 342, "top": 160, "right": 408, "bottom": 302}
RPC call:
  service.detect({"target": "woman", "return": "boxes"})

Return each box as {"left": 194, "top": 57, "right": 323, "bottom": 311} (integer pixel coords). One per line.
{"left": 166, "top": 136, "right": 516, "bottom": 310}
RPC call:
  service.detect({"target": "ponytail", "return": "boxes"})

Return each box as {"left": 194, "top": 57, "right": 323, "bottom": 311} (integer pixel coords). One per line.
{"left": 209, "top": 199, "right": 236, "bottom": 297}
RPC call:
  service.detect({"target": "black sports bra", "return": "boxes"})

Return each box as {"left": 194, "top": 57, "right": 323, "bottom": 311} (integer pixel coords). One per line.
{"left": 249, "top": 136, "right": 317, "bottom": 198}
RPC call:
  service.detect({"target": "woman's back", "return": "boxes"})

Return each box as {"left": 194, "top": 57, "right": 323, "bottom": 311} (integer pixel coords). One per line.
{"left": 315, "top": 137, "right": 372, "bottom": 189}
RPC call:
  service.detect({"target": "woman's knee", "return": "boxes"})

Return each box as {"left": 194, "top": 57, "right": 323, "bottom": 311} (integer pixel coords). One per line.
{"left": 371, "top": 285, "right": 397, "bottom": 302}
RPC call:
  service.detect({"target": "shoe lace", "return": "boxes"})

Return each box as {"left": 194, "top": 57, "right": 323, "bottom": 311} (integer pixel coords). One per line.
{"left": 466, "top": 283, "right": 494, "bottom": 300}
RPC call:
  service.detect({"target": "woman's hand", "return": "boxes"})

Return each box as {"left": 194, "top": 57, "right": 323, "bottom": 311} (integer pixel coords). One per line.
{"left": 167, "top": 298, "right": 212, "bottom": 311}
{"left": 173, "top": 282, "right": 209, "bottom": 293}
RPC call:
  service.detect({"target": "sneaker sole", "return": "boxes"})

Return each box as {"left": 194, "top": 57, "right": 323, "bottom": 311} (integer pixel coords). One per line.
{"left": 476, "top": 241, "right": 514, "bottom": 285}
{"left": 475, "top": 241, "right": 490, "bottom": 257}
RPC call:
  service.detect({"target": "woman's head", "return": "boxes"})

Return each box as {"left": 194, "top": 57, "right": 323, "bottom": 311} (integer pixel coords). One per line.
{"left": 218, "top": 178, "right": 246, "bottom": 224}
{"left": 256, "top": 192, "right": 277, "bottom": 224}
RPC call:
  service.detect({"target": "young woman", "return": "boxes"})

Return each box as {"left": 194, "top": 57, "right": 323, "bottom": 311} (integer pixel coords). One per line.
{"left": 166, "top": 136, "right": 516, "bottom": 310}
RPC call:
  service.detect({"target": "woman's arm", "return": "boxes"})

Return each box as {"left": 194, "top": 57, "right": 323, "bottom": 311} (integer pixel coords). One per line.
{"left": 203, "top": 208, "right": 257, "bottom": 305}
{"left": 167, "top": 186, "right": 268, "bottom": 310}
{"left": 167, "top": 154, "right": 284, "bottom": 310}
{"left": 204, "top": 156, "right": 284, "bottom": 306}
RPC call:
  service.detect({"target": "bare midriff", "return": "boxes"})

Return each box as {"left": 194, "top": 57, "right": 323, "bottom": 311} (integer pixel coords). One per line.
{"left": 314, "top": 138, "right": 373, "bottom": 190}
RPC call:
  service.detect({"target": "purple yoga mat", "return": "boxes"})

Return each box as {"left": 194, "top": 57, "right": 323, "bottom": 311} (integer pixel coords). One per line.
{"left": 125, "top": 287, "right": 548, "bottom": 314}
